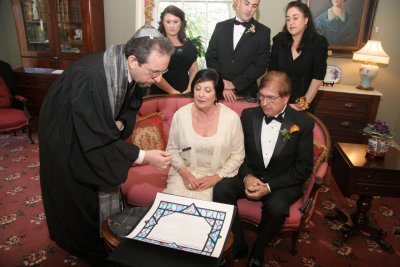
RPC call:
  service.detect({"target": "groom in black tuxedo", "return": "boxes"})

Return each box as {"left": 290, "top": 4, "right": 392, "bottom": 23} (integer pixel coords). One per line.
{"left": 205, "top": 0, "right": 270, "bottom": 102}
{"left": 213, "top": 71, "right": 314, "bottom": 267}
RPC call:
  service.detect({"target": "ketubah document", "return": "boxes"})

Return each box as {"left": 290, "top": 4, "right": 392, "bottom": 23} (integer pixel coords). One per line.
{"left": 125, "top": 192, "right": 235, "bottom": 258}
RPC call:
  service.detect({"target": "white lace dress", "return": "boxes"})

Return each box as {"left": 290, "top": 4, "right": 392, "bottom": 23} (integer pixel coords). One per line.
{"left": 164, "top": 103, "right": 245, "bottom": 201}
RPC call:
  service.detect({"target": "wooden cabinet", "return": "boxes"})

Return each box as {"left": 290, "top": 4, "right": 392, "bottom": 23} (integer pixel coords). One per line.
{"left": 11, "top": 0, "right": 105, "bottom": 69}
{"left": 314, "top": 84, "right": 382, "bottom": 146}
{"left": 14, "top": 67, "right": 60, "bottom": 129}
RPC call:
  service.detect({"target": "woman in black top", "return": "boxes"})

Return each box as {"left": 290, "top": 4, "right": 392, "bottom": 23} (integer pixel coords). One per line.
{"left": 150, "top": 5, "right": 198, "bottom": 95}
{"left": 268, "top": 1, "right": 328, "bottom": 112}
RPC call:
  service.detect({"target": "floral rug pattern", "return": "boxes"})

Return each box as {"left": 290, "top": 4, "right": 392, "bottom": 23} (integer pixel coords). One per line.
{"left": 0, "top": 133, "right": 399, "bottom": 267}
{"left": 0, "top": 134, "right": 87, "bottom": 267}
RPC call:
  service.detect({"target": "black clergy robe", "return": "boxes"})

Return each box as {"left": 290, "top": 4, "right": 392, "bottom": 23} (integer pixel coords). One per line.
{"left": 38, "top": 51, "right": 142, "bottom": 263}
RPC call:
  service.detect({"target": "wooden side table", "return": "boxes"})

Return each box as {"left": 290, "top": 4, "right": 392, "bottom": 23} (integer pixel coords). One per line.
{"left": 327, "top": 142, "right": 400, "bottom": 253}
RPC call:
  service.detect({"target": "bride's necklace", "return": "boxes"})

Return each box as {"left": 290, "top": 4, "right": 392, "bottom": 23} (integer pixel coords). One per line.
{"left": 195, "top": 107, "right": 217, "bottom": 129}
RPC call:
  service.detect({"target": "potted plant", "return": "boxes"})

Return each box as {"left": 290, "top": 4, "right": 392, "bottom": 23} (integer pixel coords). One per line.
{"left": 187, "top": 28, "right": 205, "bottom": 58}
{"left": 362, "top": 120, "right": 394, "bottom": 156}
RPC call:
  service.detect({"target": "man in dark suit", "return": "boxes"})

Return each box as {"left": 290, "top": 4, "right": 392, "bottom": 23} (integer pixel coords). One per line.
{"left": 205, "top": 0, "right": 270, "bottom": 102}
{"left": 213, "top": 71, "right": 314, "bottom": 267}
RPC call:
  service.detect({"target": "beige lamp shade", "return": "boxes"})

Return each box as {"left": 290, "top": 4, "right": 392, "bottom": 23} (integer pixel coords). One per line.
{"left": 352, "top": 40, "right": 390, "bottom": 90}
{"left": 353, "top": 40, "right": 390, "bottom": 64}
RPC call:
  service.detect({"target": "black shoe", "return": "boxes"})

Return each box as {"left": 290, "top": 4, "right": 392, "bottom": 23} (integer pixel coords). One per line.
{"left": 218, "top": 258, "right": 226, "bottom": 266}
{"left": 232, "top": 246, "right": 248, "bottom": 261}
{"left": 247, "top": 257, "right": 263, "bottom": 267}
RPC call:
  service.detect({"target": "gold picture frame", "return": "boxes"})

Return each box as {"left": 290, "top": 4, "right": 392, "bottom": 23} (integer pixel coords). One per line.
{"left": 304, "top": 0, "right": 378, "bottom": 58}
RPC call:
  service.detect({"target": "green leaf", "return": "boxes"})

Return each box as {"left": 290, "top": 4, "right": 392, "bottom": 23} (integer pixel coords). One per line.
{"left": 188, "top": 28, "right": 205, "bottom": 57}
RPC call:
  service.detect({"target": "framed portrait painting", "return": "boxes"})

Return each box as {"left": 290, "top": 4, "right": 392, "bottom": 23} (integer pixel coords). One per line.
{"left": 303, "top": 0, "right": 378, "bottom": 57}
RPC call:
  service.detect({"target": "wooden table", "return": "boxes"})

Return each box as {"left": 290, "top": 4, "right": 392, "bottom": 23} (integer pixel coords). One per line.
{"left": 327, "top": 142, "right": 400, "bottom": 253}
{"left": 102, "top": 219, "right": 235, "bottom": 267}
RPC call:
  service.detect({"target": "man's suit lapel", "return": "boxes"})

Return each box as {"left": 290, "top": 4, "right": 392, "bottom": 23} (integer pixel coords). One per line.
{"left": 235, "top": 32, "right": 251, "bottom": 52}
{"left": 270, "top": 112, "right": 293, "bottom": 162}
{"left": 252, "top": 109, "right": 264, "bottom": 163}
{"left": 234, "top": 19, "right": 255, "bottom": 52}
{"left": 227, "top": 19, "right": 235, "bottom": 53}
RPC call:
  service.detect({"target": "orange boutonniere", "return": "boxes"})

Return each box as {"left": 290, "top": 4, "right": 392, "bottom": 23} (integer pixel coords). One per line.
{"left": 280, "top": 124, "right": 300, "bottom": 140}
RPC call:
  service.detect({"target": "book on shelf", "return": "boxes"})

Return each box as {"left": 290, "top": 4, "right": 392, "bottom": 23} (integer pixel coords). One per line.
{"left": 22, "top": 0, "right": 34, "bottom": 21}
{"left": 68, "top": 0, "right": 81, "bottom": 23}
{"left": 63, "top": 0, "right": 69, "bottom": 22}
{"left": 36, "top": 0, "right": 46, "bottom": 21}
{"left": 56, "top": 0, "right": 69, "bottom": 23}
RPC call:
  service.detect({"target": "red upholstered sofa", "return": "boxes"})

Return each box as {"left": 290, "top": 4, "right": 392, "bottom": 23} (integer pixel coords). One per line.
{"left": 121, "top": 95, "right": 330, "bottom": 254}
{"left": 122, "top": 95, "right": 259, "bottom": 206}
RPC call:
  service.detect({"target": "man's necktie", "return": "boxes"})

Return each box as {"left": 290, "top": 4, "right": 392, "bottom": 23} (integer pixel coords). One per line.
{"left": 264, "top": 112, "right": 284, "bottom": 125}
{"left": 234, "top": 19, "right": 250, "bottom": 28}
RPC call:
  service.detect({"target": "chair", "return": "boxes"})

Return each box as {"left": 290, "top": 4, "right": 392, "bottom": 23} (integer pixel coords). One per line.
{"left": 0, "top": 60, "right": 34, "bottom": 143}
{"left": 237, "top": 111, "right": 331, "bottom": 255}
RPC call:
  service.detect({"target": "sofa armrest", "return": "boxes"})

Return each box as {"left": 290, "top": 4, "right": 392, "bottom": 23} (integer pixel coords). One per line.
{"left": 122, "top": 165, "right": 170, "bottom": 207}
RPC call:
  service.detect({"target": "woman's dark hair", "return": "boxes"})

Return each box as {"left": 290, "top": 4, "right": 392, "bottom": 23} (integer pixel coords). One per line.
{"left": 158, "top": 5, "right": 187, "bottom": 43}
{"left": 282, "top": 1, "right": 318, "bottom": 52}
{"left": 191, "top": 69, "right": 224, "bottom": 102}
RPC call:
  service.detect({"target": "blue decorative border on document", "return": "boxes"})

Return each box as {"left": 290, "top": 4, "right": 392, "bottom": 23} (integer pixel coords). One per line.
{"left": 132, "top": 200, "right": 226, "bottom": 256}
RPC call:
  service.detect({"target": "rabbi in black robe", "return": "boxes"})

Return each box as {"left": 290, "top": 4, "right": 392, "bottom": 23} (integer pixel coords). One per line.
{"left": 38, "top": 26, "right": 174, "bottom": 266}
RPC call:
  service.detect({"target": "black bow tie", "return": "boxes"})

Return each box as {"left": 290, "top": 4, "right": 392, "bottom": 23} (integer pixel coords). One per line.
{"left": 234, "top": 19, "right": 250, "bottom": 28}
{"left": 264, "top": 113, "right": 284, "bottom": 125}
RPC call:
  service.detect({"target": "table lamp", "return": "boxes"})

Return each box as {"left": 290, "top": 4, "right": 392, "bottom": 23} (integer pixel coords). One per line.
{"left": 352, "top": 40, "right": 390, "bottom": 90}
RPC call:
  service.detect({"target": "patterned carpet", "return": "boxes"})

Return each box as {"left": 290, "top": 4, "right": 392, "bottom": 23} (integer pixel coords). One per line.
{"left": 0, "top": 133, "right": 399, "bottom": 267}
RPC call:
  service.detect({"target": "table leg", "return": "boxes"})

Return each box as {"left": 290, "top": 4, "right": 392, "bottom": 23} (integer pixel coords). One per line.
{"left": 325, "top": 194, "right": 394, "bottom": 254}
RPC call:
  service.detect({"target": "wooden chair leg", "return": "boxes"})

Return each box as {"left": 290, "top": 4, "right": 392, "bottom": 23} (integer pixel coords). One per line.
{"left": 290, "top": 230, "right": 299, "bottom": 255}
{"left": 27, "top": 125, "right": 34, "bottom": 144}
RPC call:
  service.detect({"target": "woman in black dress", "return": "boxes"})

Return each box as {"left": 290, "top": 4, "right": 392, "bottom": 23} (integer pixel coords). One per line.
{"left": 150, "top": 5, "right": 198, "bottom": 95}
{"left": 268, "top": 1, "right": 328, "bottom": 112}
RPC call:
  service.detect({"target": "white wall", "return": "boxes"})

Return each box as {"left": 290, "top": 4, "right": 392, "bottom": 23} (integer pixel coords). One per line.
{"left": 103, "top": 0, "right": 137, "bottom": 47}
{"left": 364, "top": 1, "right": 400, "bottom": 143}
{"left": 0, "top": 0, "right": 22, "bottom": 67}
{"left": 257, "top": 0, "right": 287, "bottom": 37}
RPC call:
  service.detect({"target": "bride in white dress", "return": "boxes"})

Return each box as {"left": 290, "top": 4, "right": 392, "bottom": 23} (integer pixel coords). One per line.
{"left": 164, "top": 69, "right": 245, "bottom": 201}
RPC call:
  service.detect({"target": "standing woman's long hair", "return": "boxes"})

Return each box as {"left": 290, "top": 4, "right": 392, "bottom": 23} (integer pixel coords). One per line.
{"left": 282, "top": 1, "right": 318, "bottom": 52}
{"left": 158, "top": 5, "right": 187, "bottom": 43}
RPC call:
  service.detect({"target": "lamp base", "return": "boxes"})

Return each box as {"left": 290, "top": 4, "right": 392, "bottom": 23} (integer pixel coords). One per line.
{"left": 358, "top": 63, "right": 379, "bottom": 90}
{"left": 356, "top": 85, "right": 374, "bottom": 91}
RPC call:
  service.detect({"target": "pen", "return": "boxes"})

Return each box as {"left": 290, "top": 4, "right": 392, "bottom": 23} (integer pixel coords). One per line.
{"left": 178, "top": 147, "right": 191, "bottom": 152}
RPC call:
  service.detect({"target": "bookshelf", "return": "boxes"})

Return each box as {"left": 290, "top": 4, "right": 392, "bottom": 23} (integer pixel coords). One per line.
{"left": 11, "top": 0, "right": 105, "bottom": 69}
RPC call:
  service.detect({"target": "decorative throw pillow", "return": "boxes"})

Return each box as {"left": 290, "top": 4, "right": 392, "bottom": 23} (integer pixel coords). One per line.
{"left": 128, "top": 112, "right": 166, "bottom": 151}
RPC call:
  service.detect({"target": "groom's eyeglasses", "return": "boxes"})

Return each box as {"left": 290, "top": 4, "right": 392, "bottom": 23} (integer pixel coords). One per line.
{"left": 257, "top": 93, "right": 280, "bottom": 103}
